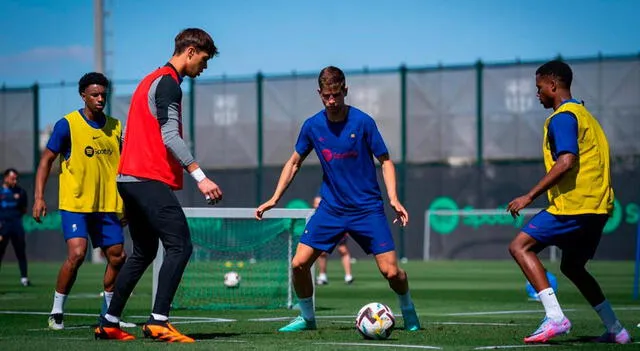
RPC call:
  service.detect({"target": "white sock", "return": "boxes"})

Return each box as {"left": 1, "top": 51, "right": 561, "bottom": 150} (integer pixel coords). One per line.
{"left": 397, "top": 291, "right": 414, "bottom": 310}
{"left": 298, "top": 297, "right": 315, "bottom": 321}
{"left": 344, "top": 274, "right": 353, "bottom": 282}
{"left": 104, "top": 313, "right": 120, "bottom": 323}
{"left": 538, "top": 287, "right": 564, "bottom": 322}
{"left": 151, "top": 313, "right": 169, "bottom": 322}
{"left": 51, "top": 291, "right": 67, "bottom": 315}
{"left": 317, "top": 273, "right": 327, "bottom": 281}
{"left": 103, "top": 291, "right": 114, "bottom": 308}
{"left": 594, "top": 300, "right": 623, "bottom": 334}
{"left": 21, "top": 277, "right": 29, "bottom": 284}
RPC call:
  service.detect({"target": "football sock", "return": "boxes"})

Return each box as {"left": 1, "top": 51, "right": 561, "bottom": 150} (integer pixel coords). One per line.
{"left": 51, "top": 291, "right": 67, "bottom": 315}
{"left": 594, "top": 300, "right": 623, "bottom": 334}
{"left": 298, "top": 297, "right": 315, "bottom": 321}
{"left": 397, "top": 290, "right": 414, "bottom": 310}
{"left": 538, "top": 288, "right": 565, "bottom": 323}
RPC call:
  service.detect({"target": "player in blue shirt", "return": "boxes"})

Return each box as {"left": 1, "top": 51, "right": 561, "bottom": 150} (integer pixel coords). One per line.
{"left": 256, "top": 66, "right": 420, "bottom": 332}
{"left": 0, "top": 168, "right": 29, "bottom": 287}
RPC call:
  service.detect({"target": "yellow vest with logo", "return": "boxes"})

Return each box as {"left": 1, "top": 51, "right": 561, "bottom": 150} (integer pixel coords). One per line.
{"left": 58, "top": 110, "right": 123, "bottom": 213}
{"left": 543, "top": 101, "right": 614, "bottom": 215}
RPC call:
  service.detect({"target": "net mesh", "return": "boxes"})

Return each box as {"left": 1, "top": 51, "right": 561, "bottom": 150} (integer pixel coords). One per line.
{"left": 170, "top": 212, "right": 308, "bottom": 310}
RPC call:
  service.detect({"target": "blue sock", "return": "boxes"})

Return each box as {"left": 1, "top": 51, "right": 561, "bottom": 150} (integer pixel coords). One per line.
{"left": 594, "top": 300, "right": 623, "bottom": 334}
{"left": 398, "top": 291, "right": 414, "bottom": 310}
{"left": 298, "top": 297, "right": 315, "bottom": 321}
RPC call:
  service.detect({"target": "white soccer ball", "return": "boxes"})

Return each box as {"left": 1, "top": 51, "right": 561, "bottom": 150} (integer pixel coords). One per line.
{"left": 224, "top": 271, "right": 240, "bottom": 288}
{"left": 355, "top": 302, "right": 395, "bottom": 340}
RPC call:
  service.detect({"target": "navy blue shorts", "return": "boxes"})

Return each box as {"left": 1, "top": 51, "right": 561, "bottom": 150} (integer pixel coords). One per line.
{"left": 522, "top": 210, "right": 608, "bottom": 259}
{"left": 60, "top": 210, "right": 124, "bottom": 249}
{"left": 301, "top": 206, "right": 394, "bottom": 255}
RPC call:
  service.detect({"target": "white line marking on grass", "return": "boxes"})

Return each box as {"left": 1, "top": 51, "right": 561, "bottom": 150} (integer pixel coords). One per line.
{"left": 129, "top": 315, "right": 235, "bottom": 322}
{"left": 474, "top": 345, "right": 551, "bottom": 350}
{"left": 171, "top": 319, "right": 235, "bottom": 325}
{"left": 196, "top": 339, "right": 248, "bottom": 343}
{"left": 445, "top": 309, "right": 576, "bottom": 316}
{"left": 1, "top": 311, "right": 97, "bottom": 317}
{"left": 28, "top": 326, "right": 92, "bottom": 331}
{"left": 315, "top": 342, "right": 441, "bottom": 349}
{"left": 55, "top": 337, "right": 89, "bottom": 340}
{"left": 249, "top": 315, "right": 354, "bottom": 322}
{"left": 432, "top": 322, "right": 521, "bottom": 326}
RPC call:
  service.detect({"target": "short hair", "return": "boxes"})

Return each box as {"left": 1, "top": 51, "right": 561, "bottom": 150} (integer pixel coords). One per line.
{"left": 173, "top": 28, "right": 219, "bottom": 57}
{"left": 318, "top": 66, "right": 346, "bottom": 90}
{"left": 3, "top": 168, "right": 18, "bottom": 177}
{"left": 78, "top": 72, "right": 109, "bottom": 95}
{"left": 536, "top": 60, "right": 573, "bottom": 89}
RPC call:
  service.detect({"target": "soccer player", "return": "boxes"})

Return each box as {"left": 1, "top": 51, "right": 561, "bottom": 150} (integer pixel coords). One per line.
{"left": 507, "top": 60, "right": 630, "bottom": 344}
{"left": 0, "top": 168, "right": 30, "bottom": 287}
{"left": 33, "top": 72, "right": 133, "bottom": 330}
{"left": 256, "top": 66, "right": 420, "bottom": 332}
{"left": 94, "top": 28, "right": 222, "bottom": 342}
{"left": 313, "top": 196, "right": 354, "bottom": 285}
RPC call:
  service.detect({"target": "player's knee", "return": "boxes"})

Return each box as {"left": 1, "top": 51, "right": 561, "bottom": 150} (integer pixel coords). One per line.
{"left": 380, "top": 264, "right": 401, "bottom": 281}
{"left": 291, "top": 258, "right": 312, "bottom": 272}
{"left": 508, "top": 240, "right": 523, "bottom": 258}
{"left": 67, "top": 249, "right": 86, "bottom": 268}
{"left": 109, "top": 251, "right": 127, "bottom": 267}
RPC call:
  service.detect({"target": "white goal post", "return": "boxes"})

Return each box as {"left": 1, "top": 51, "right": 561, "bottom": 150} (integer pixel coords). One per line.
{"left": 423, "top": 208, "right": 559, "bottom": 261}
{"left": 151, "top": 207, "right": 315, "bottom": 309}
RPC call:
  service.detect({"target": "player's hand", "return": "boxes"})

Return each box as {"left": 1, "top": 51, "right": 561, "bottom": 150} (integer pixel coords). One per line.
{"left": 507, "top": 194, "right": 533, "bottom": 218}
{"left": 390, "top": 200, "right": 409, "bottom": 227}
{"left": 198, "top": 178, "right": 223, "bottom": 205}
{"left": 256, "top": 198, "right": 277, "bottom": 220}
{"left": 32, "top": 198, "right": 47, "bottom": 223}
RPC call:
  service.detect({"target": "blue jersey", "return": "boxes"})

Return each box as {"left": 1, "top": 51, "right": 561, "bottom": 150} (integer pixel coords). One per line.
{"left": 0, "top": 185, "right": 27, "bottom": 221}
{"left": 547, "top": 99, "right": 580, "bottom": 160}
{"left": 295, "top": 107, "right": 388, "bottom": 213}
{"left": 47, "top": 109, "right": 107, "bottom": 159}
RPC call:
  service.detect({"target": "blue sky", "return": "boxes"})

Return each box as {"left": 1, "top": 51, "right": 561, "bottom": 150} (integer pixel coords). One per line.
{"left": 1, "top": 0, "right": 639, "bottom": 127}
{"left": 1, "top": 0, "right": 639, "bottom": 85}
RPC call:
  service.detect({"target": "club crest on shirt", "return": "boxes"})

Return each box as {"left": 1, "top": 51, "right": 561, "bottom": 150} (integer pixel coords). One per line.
{"left": 13, "top": 193, "right": 20, "bottom": 199}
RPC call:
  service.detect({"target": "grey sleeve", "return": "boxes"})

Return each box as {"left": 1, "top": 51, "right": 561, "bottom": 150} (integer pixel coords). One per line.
{"left": 153, "top": 75, "right": 195, "bottom": 167}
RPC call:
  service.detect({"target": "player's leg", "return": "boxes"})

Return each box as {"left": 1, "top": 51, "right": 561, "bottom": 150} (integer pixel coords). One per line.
{"left": 349, "top": 208, "right": 420, "bottom": 331}
{"left": 316, "top": 252, "right": 329, "bottom": 285}
{"left": 10, "top": 226, "right": 29, "bottom": 286}
{"left": 279, "top": 207, "right": 344, "bottom": 332}
{"left": 509, "top": 210, "right": 571, "bottom": 343}
{"left": 49, "top": 211, "right": 90, "bottom": 330}
{"left": 336, "top": 237, "right": 353, "bottom": 283}
{"left": 560, "top": 216, "right": 630, "bottom": 344}
{"left": 0, "top": 225, "right": 10, "bottom": 272}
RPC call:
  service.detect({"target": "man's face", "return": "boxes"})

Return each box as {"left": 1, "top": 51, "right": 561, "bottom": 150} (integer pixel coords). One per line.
{"left": 185, "top": 48, "right": 211, "bottom": 78}
{"left": 81, "top": 84, "right": 107, "bottom": 113}
{"left": 3, "top": 172, "right": 17, "bottom": 188}
{"left": 535, "top": 74, "right": 555, "bottom": 109}
{"left": 318, "top": 84, "right": 347, "bottom": 113}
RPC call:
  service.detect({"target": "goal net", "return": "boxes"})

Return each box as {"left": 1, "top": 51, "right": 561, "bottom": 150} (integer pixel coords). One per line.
{"left": 423, "top": 208, "right": 558, "bottom": 260}
{"left": 151, "top": 208, "right": 314, "bottom": 310}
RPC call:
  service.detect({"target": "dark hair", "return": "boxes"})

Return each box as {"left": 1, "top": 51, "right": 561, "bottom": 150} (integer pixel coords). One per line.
{"left": 78, "top": 72, "right": 109, "bottom": 95}
{"left": 536, "top": 60, "right": 573, "bottom": 89}
{"left": 173, "top": 28, "right": 219, "bottom": 57}
{"left": 3, "top": 168, "right": 18, "bottom": 177}
{"left": 318, "top": 66, "right": 346, "bottom": 90}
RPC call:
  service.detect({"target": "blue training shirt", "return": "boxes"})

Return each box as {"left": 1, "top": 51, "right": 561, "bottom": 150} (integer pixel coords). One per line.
{"left": 0, "top": 186, "right": 27, "bottom": 222}
{"left": 47, "top": 109, "right": 107, "bottom": 159}
{"left": 548, "top": 99, "right": 580, "bottom": 160}
{"left": 295, "top": 106, "right": 388, "bottom": 213}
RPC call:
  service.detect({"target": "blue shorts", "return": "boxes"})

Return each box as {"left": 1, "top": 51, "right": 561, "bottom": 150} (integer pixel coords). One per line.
{"left": 301, "top": 206, "right": 394, "bottom": 255}
{"left": 0, "top": 219, "right": 25, "bottom": 237}
{"left": 60, "top": 210, "right": 124, "bottom": 249}
{"left": 522, "top": 210, "right": 608, "bottom": 259}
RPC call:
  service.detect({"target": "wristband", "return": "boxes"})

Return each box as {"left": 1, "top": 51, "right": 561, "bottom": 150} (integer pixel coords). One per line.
{"left": 190, "top": 168, "right": 206, "bottom": 183}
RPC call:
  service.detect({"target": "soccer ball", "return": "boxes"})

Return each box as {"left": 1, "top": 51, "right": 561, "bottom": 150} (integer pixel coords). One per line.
{"left": 224, "top": 271, "right": 240, "bottom": 288}
{"left": 355, "top": 302, "right": 395, "bottom": 340}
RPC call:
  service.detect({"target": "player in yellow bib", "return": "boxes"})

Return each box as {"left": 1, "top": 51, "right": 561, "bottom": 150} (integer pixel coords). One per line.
{"left": 33, "top": 72, "right": 133, "bottom": 330}
{"left": 506, "top": 61, "right": 630, "bottom": 344}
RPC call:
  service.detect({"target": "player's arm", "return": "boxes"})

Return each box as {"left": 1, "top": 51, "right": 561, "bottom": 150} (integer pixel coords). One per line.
{"left": 367, "top": 116, "right": 408, "bottom": 225}
{"left": 155, "top": 76, "right": 222, "bottom": 203}
{"left": 256, "top": 122, "right": 312, "bottom": 219}
{"left": 33, "top": 119, "right": 67, "bottom": 222}
{"left": 507, "top": 113, "right": 578, "bottom": 216}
